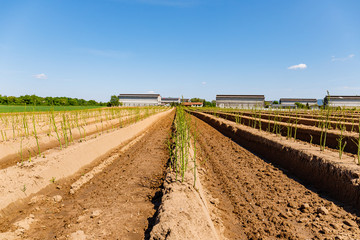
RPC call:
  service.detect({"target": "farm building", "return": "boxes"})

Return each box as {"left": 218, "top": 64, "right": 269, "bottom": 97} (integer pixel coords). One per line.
{"left": 216, "top": 95, "right": 265, "bottom": 108}
{"left": 118, "top": 94, "right": 161, "bottom": 107}
{"left": 182, "top": 102, "right": 203, "bottom": 107}
{"left": 161, "top": 97, "right": 181, "bottom": 106}
{"left": 325, "top": 96, "right": 360, "bottom": 107}
{"left": 279, "top": 98, "right": 318, "bottom": 108}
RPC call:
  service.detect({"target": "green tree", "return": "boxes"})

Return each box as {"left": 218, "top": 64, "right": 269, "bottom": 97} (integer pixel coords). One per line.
{"left": 0, "top": 94, "right": 105, "bottom": 106}
{"left": 88, "top": 100, "right": 97, "bottom": 105}
{"left": 7, "top": 96, "right": 17, "bottom": 104}
{"left": 44, "top": 97, "right": 54, "bottom": 105}
{"left": 190, "top": 98, "right": 204, "bottom": 103}
{"left": 295, "top": 102, "right": 306, "bottom": 109}
{"left": 68, "top": 98, "right": 78, "bottom": 106}
{"left": 109, "top": 95, "right": 120, "bottom": 107}
{"left": 203, "top": 100, "right": 216, "bottom": 107}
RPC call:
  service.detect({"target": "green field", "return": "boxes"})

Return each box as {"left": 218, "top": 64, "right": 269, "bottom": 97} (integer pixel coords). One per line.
{"left": 0, "top": 105, "right": 104, "bottom": 113}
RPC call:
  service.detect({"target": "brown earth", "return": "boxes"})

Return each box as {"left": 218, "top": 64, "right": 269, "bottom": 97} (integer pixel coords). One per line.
{"left": 0, "top": 111, "right": 175, "bottom": 239}
{"left": 149, "top": 170, "right": 221, "bottom": 240}
{"left": 3, "top": 107, "right": 360, "bottom": 239}
{"left": 0, "top": 110, "right": 172, "bottom": 213}
{"left": 232, "top": 110, "right": 359, "bottom": 132}
{"left": 191, "top": 114, "right": 360, "bottom": 239}
{"left": 0, "top": 109, "right": 163, "bottom": 170}
{"left": 149, "top": 146, "right": 221, "bottom": 240}
{"left": 198, "top": 110, "right": 360, "bottom": 155}
{"left": 190, "top": 111, "right": 360, "bottom": 208}
{"left": 221, "top": 109, "right": 360, "bottom": 124}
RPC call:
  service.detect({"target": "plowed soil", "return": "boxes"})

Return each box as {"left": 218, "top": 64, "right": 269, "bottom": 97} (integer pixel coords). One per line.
{"left": 3, "top": 109, "right": 360, "bottom": 240}
{"left": 199, "top": 110, "right": 359, "bottom": 155}
{"left": 0, "top": 110, "right": 157, "bottom": 170}
{"left": 191, "top": 115, "right": 360, "bottom": 239}
{"left": 2, "top": 111, "right": 174, "bottom": 239}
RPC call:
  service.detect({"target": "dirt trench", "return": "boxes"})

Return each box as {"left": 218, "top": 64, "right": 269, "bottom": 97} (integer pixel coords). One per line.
{"left": 0, "top": 112, "right": 156, "bottom": 170}
{"left": 190, "top": 114, "right": 360, "bottom": 239}
{"left": 1, "top": 111, "right": 175, "bottom": 239}
{"left": 198, "top": 110, "right": 359, "bottom": 155}
{"left": 221, "top": 110, "right": 359, "bottom": 128}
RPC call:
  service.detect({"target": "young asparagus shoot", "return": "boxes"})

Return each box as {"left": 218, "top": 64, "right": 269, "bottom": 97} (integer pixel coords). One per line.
{"left": 337, "top": 125, "right": 347, "bottom": 159}
{"left": 351, "top": 118, "right": 360, "bottom": 164}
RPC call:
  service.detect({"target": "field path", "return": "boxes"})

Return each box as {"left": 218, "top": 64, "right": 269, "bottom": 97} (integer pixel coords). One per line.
{"left": 1, "top": 110, "right": 174, "bottom": 240}
{"left": 192, "top": 115, "right": 360, "bottom": 239}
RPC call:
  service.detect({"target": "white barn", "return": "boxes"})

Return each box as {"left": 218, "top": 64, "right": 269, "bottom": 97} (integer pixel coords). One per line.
{"left": 216, "top": 95, "right": 265, "bottom": 108}
{"left": 161, "top": 97, "right": 180, "bottom": 106}
{"left": 118, "top": 94, "right": 161, "bottom": 107}
{"left": 326, "top": 96, "right": 360, "bottom": 107}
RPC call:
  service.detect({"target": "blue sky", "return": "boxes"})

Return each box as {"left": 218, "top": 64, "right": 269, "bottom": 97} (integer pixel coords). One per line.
{"left": 0, "top": 0, "right": 359, "bottom": 102}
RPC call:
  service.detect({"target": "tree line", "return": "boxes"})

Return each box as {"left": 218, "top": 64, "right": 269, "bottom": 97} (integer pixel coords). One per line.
{"left": 0, "top": 94, "right": 107, "bottom": 106}
{"left": 0, "top": 94, "right": 218, "bottom": 107}
{"left": 190, "top": 98, "right": 216, "bottom": 107}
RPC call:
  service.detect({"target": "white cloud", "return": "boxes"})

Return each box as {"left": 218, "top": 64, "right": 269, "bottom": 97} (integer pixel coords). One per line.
{"left": 201, "top": 81, "right": 207, "bottom": 85}
{"left": 33, "top": 73, "right": 48, "bottom": 79}
{"left": 288, "top": 63, "right": 307, "bottom": 70}
{"left": 147, "top": 90, "right": 155, "bottom": 93}
{"left": 331, "top": 54, "right": 355, "bottom": 62}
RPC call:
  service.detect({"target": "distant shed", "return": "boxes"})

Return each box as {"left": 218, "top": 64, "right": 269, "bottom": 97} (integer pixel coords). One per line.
{"left": 182, "top": 102, "right": 203, "bottom": 107}
{"left": 279, "top": 98, "right": 318, "bottom": 108}
{"left": 325, "top": 96, "right": 360, "bottom": 107}
{"left": 216, "top": 95, "right": 265, "bottom": 108}
{"left": 280, "top": 98, "right": 317, "bottom": 106}
{"left": 161, "top": 97, "right": 180, "bottom": 106}
{"left": 118, "top": 94, "right": 161, "bottom": 107}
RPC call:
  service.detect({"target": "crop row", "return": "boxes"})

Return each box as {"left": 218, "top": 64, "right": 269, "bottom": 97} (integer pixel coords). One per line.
{"left": 169, "top": 107, "right": 197, "bottom": 186}
{"left": 188, "top": 108, "right": 360, "bottom": 163}
{"left": 208, "top": 107, "right": 360, "bottom": 125}
{"left": 0, "top": 107, "right": 168, "bottom": 165}
{"left": 0, "top": 107, "right": 165, "bottom": 142}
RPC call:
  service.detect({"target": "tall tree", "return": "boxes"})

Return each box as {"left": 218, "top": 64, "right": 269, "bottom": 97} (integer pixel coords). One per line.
{"left": 109, "top": 95, "right": 120, "bottom": 106}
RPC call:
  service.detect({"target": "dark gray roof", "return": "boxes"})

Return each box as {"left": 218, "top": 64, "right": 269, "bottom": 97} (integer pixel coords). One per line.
{"left": 326, "top": 96, "right": 360, "bottom": 100}
{"left": 119, "top": 94, "right": 160, "bottom": 97}
{"left": 216, "top": 95, "right": 265, "bottom": 100}
{"left": 162, "top": 97, "right": 180, "bottom": 101}
{"left": 280, "top": 98, "right": 317, "bottom": 102}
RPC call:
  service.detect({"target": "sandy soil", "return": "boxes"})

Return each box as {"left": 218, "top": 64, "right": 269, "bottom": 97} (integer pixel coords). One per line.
{"left": 0, "top": 108, "right": 165, "bottom": 169}
{"left": 0, "top": 109, "right": 172, "bottom": 214}
{"left": 221, "top": 109, "right": 360, "bottom": 124}
{"left": 200, "top": 110, "right": 360, "bottom": 154}
{"left": 0, "top": 109, "right": 175, "bottom": 239}
{"left": 191, "top": 114, "right": 360, "bottom": 239}
{"left": 0, "top": 108, "right": 131, "bottom": 142}
{"left": 191, "top": 111, "right": 360, "bottom": 206}
{"left": 2, "top": 107, "right": 360, "bottom": 240}
{"left": 149, "top": 146, "right": 221, "bottom": 240}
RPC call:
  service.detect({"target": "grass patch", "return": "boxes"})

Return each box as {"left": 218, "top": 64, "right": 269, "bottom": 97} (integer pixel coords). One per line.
{"left": 0, "top": 105, "right": 103, "bottom": 113}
